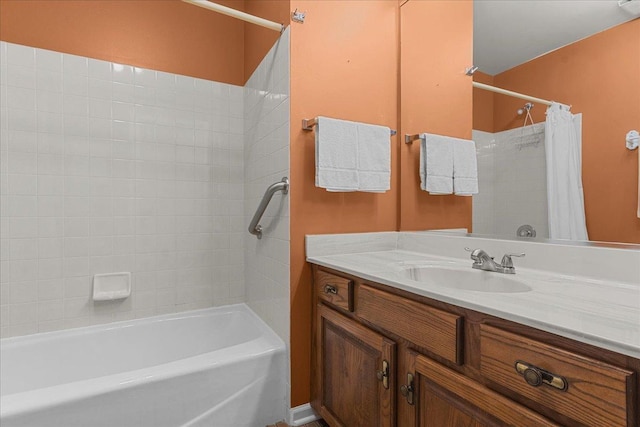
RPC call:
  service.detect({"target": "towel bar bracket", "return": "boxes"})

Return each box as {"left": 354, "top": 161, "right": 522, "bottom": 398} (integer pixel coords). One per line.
{"left": 405, "top": 134, "right": 420, "bottom": 144}
{"left": 248, "top": 177, "right": 289, "bottom": 239}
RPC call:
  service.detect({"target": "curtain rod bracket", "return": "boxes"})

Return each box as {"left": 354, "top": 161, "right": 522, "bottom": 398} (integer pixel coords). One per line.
{"left": 292, "top": 9, "right": 306, "bottom": 24}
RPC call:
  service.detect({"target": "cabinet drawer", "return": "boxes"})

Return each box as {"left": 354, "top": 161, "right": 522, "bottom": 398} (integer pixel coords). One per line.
{"left": 480, "top": 324, "right": 636, "bottom": 427}
{"left": 315, "top": 270, "right": 354, "bottom": 312}
{"left": 357, "top": 284, "right": 463, "bottom": 365}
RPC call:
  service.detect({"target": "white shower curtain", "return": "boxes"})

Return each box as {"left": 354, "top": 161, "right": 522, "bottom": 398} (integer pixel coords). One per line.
{"left": 544, "top": 103, "right": 588, "bottom": 240}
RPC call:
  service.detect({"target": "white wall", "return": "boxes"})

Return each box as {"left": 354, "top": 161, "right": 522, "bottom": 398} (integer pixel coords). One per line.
{"left": 472, "top": 124, "right": 548, "bottom": 238}
{"left": 0, "top": 42, "right": 246, "bottom": 337}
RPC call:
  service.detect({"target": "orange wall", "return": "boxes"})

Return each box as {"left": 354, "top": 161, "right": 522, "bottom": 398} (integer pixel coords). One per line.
{"left": 289, "top": 0, "right": 400, "bottom": 406}
{"left": 399, "top": 0, "right": 474, "bottom": 231}
{"left": 472, "top": 71, "right": 494, "bottom": 133}
{"left": 486, "top": 19, "right": 640, "bottom": 243}
{"left": 0, "top": 0, "right": 255, "bottom": 86}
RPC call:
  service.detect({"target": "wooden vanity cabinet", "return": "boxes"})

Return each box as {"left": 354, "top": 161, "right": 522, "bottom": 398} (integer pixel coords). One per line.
{"left": 314, "top": 304, "right": 395, "bottom": 427}
{"left": 311, "top": 265, "right": 639, "bottom": 427}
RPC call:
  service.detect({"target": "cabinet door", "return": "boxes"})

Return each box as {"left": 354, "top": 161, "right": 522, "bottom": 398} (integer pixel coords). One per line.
{"left": 402, "top": 351, "right": 560, "bottom": 427}
{"left": 313, "top": 304, "right": 395, "bottom": 427}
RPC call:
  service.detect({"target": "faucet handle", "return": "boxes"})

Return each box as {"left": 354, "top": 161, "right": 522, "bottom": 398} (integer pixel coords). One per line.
{"left": 501, "top": 252, "right": 525, "bottom": 268}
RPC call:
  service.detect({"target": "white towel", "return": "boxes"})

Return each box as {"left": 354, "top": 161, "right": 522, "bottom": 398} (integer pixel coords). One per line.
{"left": 315, "top": 117, "right": 391, "bottom": 192}
{"left": 452, "top": 139, "right": 479, "bottom": 196}
{"left": 315, "top": 116, "right": 359, "bottom": 191}
{"left": 356, "top": 122, "right": 391, "bottom": 192}
{"left": 637, "top": 147, "right": 640, "bottom": 219}
{"left": 420, "top": 133, "right": 453, "bottom": 194}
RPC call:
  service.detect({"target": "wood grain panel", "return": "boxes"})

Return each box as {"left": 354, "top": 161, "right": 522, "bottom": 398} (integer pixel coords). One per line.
{"left": 357, "top": 284, "right": 463, "bottom": 364}
{"left": 480, "top": 324, "right": 636, "bottom": 427}
{"left": 316, "top": 304, "right": 395, "bottom": 427}
{"left": 415, "top": 353, "right": 560, "bottom": 427}
{"left": 315, "top": 270, "right": 354, "bottom": 312}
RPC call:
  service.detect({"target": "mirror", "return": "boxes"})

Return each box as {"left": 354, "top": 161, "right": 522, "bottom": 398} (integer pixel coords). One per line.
{"left": 470, "top": 1, "right": 640, "bottom": 244}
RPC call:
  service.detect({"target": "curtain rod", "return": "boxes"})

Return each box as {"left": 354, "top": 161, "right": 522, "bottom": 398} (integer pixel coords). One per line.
{"left": 472, "top": 81, "right": 556, "bottom": 107}
{"left": 181, "top": 0, "right": 284, "bottom": 33}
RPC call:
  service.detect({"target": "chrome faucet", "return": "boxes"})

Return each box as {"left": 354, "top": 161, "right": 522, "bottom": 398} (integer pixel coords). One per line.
{"left": 466, "top": 248, "right": 525, "bottom": 274}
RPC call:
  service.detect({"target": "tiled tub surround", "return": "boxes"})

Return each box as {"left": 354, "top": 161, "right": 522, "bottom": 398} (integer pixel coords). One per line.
{"left": 306, "top": 232, "right": 640, "bottom": 358}
{"left": 243, "top": 27, "right": 290, "bottom": 344}
{"left": 472, "top": 124, "right": 548, "bottom": 238}
{"left": 0, "top": 42, "right": 246, "bottom": 337}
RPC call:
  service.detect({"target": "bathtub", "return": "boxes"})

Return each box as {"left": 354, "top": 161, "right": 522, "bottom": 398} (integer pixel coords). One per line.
{"left": 0, "top": 304, "right": 287, "bottom": 427}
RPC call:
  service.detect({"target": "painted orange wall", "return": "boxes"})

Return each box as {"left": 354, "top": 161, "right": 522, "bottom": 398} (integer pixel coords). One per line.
{"left": 472, "top": 71, "right": 495, "bottom": 133}
{"left": 289, "top": 0, "right": 400, "bottom": 406}
{"left": 487, "top": 19, "right": 640, "bottom": 243}
{"left": 0, "top": 0, "right": 247, "bottom": 85}
{"left": 399, "top": 0, "right": 474, "bottom": 231}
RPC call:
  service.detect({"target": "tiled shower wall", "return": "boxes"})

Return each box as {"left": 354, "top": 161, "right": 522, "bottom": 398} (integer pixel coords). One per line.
{"left": 472, "top": 124, "right": 548, "bottom": 238}
{"left": 0, "top": 41, "right": 247, "bottom": 337}
{"left": 243, "top": 28, "right": 290, "bottom": 344}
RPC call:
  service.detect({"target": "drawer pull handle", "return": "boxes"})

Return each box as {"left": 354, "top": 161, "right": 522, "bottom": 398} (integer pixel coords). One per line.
{"left": 515, "top": 361, "right": 568, "bottom": 391}
{"left": 324, "top": 284, "right": 338, "bottom": 295}
{"left": 376, "top": 360, "right": 389, "bottom": 389}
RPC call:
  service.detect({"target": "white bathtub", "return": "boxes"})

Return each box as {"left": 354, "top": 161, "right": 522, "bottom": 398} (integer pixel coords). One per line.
{"left": 0, "top": 304, "right": 287, "bottom": 427}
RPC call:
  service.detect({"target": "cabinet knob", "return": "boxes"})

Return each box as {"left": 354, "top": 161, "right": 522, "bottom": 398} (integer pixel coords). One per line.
{"left": 376, "top": 360, "right": 389, "bottom": 389}
{"left": 324, "top": 284, "right": 338, "bottom": 295}
{"left": 515, "top": 361, "right": 568, "bottom": 391}
{"left": 400, "top": 373, "right": 415, "bottom": 405}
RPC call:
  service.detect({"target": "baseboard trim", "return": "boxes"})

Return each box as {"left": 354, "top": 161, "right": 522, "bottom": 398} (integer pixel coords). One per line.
{"left": 288, "top": 403, "right": 320, "bottom": 426}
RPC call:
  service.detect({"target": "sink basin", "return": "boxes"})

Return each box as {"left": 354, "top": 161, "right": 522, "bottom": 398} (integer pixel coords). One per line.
{"left": 400, "top": 266, "right": 532, "bottom": 293}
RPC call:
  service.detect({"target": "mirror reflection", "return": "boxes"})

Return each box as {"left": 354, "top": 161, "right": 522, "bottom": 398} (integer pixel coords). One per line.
{"left": 470, "top": 1, "right": 640, "bottom": 244}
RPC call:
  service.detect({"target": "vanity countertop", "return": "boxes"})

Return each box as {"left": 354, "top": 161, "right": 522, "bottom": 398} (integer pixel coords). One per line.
{"left": 306, "top": 232, "right": 640, "bottom": 359}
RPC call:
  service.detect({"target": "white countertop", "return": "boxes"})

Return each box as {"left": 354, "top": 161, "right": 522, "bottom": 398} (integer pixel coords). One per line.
{"left": 306, "top": 232, "right": 640, "bottom": 359}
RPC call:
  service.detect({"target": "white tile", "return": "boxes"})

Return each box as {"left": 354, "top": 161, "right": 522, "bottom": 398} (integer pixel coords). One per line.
{"left": 8, "top": 175, "right": 38, "bottom": 195}
{"left": 8, "top": 152, "right": 37, "bottom": 174}
{"left": 89, "top": 78, "right": 111, "bottom": 100}
{"left": 37, "top": 196, "right": 63, "bottom": 217}
{"left": 63, "top": 54, "right": 88, "bottom": 76}
{"left": 36, "top": 69, "right": 63, "bottom": 93}
{"left": 38, "top": 238, "right": 63, "bottom": 258}
{"left": 38, "top": 258, "right": 62, "bottom": 279}
{"left": 8, "top": 218, "right": 39, "bottom": 238}
{"left": 38, "top": 153, "right": 64, "bottom": 175}
{"left": 88, "top": 58, "right": 112, "bottom": 81}
{"left": 7, "top": 64, "right": 36, "bottom": 89}
{"left": 7, "top": 86, "right": 36, "bottom": 110}
{"left": 63, "top": 73, "right": 88, "bottom": 96}
{"left": 38, "top": 217, "right": 63, "bottom": 237}
{"left": 7, "top": 44, "right": 35, "bottom": 67}
{"left": 112, "top": 63, "right": 134, "bottom": 84}
{"left": 37, "top": 91, "right": 63, "bottom": 113}
{"left": 10, "top": 259, "right": 38, "bottom": 282}
{"left": 8, "top": 108, "right": 37, "bottom": 132}
{"left": 10, "top": 238, "right": 37, "bottom": 260}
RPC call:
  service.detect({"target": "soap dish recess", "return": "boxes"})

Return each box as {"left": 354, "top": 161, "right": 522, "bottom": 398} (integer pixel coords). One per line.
{"left": 93, "top": 272, "right": 131, "bottom": 301}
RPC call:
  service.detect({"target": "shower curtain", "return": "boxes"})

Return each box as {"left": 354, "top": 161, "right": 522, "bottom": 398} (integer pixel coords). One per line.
{"left": 544, "top": 103, "right": 588, "bottom": 240}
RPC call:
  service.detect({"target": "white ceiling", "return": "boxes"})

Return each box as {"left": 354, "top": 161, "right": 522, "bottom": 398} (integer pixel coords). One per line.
{"left": 474, "top": 0, "right": 640, "bottom": 75}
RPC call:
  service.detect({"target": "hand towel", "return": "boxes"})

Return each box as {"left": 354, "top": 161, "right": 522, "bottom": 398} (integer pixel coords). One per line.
{"left": 356, "top": 122, "right": 391, "bottom": 192}
{"left": 420, "top": 133, "right": 453, "bottom": 194}
{"left": 452, "top": 139, "right": 479, "bottom": 196}
{"left": 315, "top": 116, "right": 359, "bottom": 191}
{"left": 637, "top": 147, "right": 640, "bottom": 219}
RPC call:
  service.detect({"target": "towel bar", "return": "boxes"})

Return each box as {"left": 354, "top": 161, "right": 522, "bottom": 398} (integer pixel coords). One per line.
{"left": 302, "top": 117, "right": 397, "bottom": 136}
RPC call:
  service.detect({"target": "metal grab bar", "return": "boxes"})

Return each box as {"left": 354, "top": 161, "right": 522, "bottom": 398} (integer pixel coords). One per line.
{"left": 248, "top": 177, "right": 289, "bottom": 239}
